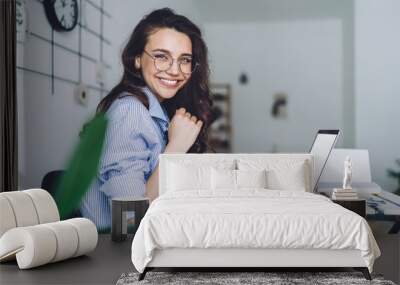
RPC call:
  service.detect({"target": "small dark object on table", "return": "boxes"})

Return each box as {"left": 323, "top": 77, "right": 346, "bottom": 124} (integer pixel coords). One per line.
{"left": 112, "top": 197, "right": 149, "bottom": 242}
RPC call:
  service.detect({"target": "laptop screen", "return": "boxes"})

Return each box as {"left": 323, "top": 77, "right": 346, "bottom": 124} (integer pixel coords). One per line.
{"left": 309, "top": 130, "right": 340, "bottom": 192}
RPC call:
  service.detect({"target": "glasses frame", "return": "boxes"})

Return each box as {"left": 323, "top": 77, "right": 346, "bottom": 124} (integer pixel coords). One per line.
{"left": 143, "top": 50, "right": 199, "bottom": 76}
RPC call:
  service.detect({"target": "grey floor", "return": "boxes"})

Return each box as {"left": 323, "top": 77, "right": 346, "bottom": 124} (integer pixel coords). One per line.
{"left": 0, "top": 234, "right": 134, "bottom": 285}
{"left": 1, "top": 230, "right": 398, "bottom": 285}
{"left": 373, "top": 232, "right": 400, "bottom": 284}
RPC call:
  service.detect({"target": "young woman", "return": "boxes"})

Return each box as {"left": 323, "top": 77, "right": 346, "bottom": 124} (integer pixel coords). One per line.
{"left": 80, "top": 8, "right": 212, "bottom": 231}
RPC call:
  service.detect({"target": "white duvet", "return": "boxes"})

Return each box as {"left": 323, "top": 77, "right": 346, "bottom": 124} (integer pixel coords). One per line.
{"left": 131, "top": 190, "right": 380, "bottom": 273}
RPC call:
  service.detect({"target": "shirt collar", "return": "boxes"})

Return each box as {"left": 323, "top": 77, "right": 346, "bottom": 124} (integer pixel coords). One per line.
{"left": 142, "top": 87, "right": 170, "bottom": 131}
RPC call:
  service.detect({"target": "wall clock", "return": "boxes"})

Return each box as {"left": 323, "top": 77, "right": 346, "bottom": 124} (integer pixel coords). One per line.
{"left": 43, "top": 0, "right": 79, "bottom": 32}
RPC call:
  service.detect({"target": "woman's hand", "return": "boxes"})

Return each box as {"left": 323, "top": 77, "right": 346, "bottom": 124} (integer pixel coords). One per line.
{"left": 165, "top": 107, "right": 203, "bottom": 153}
{"left": 146, "top": 108, "right": 202, "bottom": 202}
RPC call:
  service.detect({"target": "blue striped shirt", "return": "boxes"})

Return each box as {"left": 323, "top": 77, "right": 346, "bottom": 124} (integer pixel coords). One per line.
{"left": 80, "top": 87, "right": 169, "bottom": 231}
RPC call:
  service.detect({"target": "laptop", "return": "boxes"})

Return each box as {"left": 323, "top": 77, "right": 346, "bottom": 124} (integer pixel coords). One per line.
{"left": 309, "top": 130, "right": 340, "bottom": 192}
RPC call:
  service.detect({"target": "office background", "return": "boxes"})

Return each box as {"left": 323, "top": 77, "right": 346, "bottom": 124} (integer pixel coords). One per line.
{"left": 16, "top": 0, "right": 400, "bottom": 193}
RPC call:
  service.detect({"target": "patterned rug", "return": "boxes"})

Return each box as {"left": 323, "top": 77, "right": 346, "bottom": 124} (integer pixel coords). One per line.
{"left": 116, "top": 271, "right": 396, "bottom": 285}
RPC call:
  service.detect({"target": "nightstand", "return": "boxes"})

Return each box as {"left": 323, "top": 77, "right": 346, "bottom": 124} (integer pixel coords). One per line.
{"left": 332, "top": 199, "right": 366, "bottom": 218}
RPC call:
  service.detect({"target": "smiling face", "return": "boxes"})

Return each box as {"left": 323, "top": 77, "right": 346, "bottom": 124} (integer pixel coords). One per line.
{"left": 135, "top": 28, "right": 193, "bottom": 102}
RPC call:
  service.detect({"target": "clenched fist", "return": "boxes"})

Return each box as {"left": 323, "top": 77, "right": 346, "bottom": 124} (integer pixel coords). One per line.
{"left": 164, "top": 107, "right": 203, "bottom": 153}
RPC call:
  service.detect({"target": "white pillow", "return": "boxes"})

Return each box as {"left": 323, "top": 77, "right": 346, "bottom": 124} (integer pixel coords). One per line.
{"left": 165, "top": 159, "right": 235, "bottom": 192}
{"left": 237, "top": 159, "right": 311, "bottom": 191}
{"left": 211, "top": 168, "right": 236, "bottom": 190}
{"left": 267, "top": 163, "right": 308, "bottom": 191}
{"left": 167, "top": 162, "right": 211, "bottom": 191}
{"left": 211, "top": 168, "right": 268, "bottom": 190}
{"left": 236, "top": 169, "right": 267, "bottom": 188}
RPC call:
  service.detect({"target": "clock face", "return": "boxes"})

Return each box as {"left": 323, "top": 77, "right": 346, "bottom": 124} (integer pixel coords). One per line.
{"left": 44, "top": 0, "right": 79, "bottom": 32}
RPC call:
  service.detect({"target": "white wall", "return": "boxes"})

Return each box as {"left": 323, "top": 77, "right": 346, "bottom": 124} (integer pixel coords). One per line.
{"left": 354, "top": 0, "right": 400, "bottom": 191}
{"left": 204, "top": 20, "right": 344, "bottom": 153}
{"left": 195, "top": 0, "right": 356, "bottom": 149}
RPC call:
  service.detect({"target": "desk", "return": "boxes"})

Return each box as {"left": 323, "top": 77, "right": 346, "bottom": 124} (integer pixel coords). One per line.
{"left": 366, "top": 191, "right": 400, "bottom": 234}
{"left": 0, "top": 234, "right": 133, "bottom": 285}
{"left": 318, "top": 182, "right": 400, "bottom": 234}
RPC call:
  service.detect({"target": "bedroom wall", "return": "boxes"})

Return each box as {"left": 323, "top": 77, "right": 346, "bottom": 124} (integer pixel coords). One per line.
{"left": 354, "top": 0, "right": 400, "bottom": 191}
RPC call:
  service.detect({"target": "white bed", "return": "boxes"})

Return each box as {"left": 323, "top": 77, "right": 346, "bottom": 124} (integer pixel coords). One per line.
{"left": 131, "top": 154, "right": 380, "bottom": 280}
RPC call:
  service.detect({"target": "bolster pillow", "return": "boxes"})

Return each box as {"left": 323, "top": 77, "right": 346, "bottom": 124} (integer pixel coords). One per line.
{"left": 0, "top": 218, "right": 98, "bottom": 269}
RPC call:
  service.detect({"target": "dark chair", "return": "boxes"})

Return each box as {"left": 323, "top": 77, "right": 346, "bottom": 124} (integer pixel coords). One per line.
{"left": 41, "top": 170, "right": 82, "bottom": 218}
{"left": 41, "top": 170, "right": 64, "bottom": 197}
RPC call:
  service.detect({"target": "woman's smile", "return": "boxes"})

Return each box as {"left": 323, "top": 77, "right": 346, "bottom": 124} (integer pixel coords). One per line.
{"left": 157, "top": 76, "right": 182, "bottom": 88}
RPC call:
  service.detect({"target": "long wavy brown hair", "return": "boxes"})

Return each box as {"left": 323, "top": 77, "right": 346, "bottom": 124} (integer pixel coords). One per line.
{"left": 97, "top": 8, "right": 212, "bottom": 153}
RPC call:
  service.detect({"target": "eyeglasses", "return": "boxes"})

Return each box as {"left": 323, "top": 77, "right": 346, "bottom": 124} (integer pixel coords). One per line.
{"left": 143, "top": 50, "right": 198, "bottom": 75}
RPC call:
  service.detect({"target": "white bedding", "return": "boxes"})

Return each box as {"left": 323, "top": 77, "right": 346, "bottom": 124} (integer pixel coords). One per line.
{"left": 131, "top": 190, "right": 380, "bottom": 273}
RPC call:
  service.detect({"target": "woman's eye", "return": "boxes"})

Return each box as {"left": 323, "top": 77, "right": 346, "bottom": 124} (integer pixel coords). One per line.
{"left": 180, "top": 57, "right": 192, "bottom": 64}
{"left": 154, "top": 54, "right": 169, "bottom": 61}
